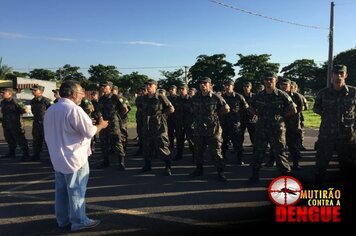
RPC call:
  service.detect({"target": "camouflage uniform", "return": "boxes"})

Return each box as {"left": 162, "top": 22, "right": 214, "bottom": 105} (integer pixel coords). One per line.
{"left": 174, "top": 91, "right": 194, "bottom": 160}
{"left": 135, "top": 93, "right": 145, "bottom": 154}
{"left": 1, "top": 95, "right": 29, "bottom": 160}
{"left": 30, "top": 95, "right": 52, "bottom": 160}
{"left": 141, "top": 92, "right": 174, "bottom": 173}
{"left": 241, "top": 92, "right": 257, "bottom": 145}
{"left": 190, "top": 90, "right": 230, "bottom": 179}
{"left": 97, "top": 93, "right": 126, "bottom": 169}
{"left": 118, "top": 95, "right": 131, "bottom": 149}
{"left": 313, "top": 85, "right": 356, "bottom": 185}
{"left": 221, "top": 91, "right": 249, "bottom": 164}
{"left": 167, "top": 90, "right": 178, "bottom": 148}
{"left": 79, "top": 97, "right": 94, "bottom": 115}
{"left": 250, "top": 89, "right": 294, "bottom": 177}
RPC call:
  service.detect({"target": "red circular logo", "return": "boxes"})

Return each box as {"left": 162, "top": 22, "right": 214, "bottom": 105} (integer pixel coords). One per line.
{"left": 268, "top": 176, "right": 303, "bottom": 206}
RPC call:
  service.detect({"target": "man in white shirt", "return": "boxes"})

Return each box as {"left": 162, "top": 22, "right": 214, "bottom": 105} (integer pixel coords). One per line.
{"left": 44, "top": 80, "right": 108, "bottom": 232}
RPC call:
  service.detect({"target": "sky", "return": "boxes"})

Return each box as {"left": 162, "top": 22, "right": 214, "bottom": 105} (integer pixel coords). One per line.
{"left": 1, "top": 0, "right": 356, "bottom": 80}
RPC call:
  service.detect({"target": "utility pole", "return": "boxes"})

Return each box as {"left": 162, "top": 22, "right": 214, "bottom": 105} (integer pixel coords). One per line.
{"left": 184, "top": 66, "right": 189, "bottom": 84}
{"left": 327, "top": 1, "right": 334, "bottom": 88}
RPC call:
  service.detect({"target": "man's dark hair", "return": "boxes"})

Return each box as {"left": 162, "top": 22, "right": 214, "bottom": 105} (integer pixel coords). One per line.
{"left": 59, "top": 80, "right": 81, "bottom": 98}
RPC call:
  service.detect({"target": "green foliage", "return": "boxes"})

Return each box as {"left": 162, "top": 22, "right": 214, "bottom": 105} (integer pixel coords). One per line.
{"left": 118, "top": 72, "right": 149, "bottom": 94}
{"left": 333, "top": 47, "right": 356, "bottom": 87}
{"left": 0, "top": 57, "right": 13, "bottom": 80}
{"left": 281, "top": 59, "right": 318, "bottom": 93}
{"left": 56, "top": 64, "right": 86, "bottom": 82}
{"left": 29, "top": 68, "right": 56, "bottom": 80}
{"left": 158, "top": 69, "right": 184, "bottom": 90}
{"left": 88, "top": 64, "right": 121, "bottom": 84}
{"left": 189, "top": 54, "right": 235, "bottom": 91}
{"left": 234, "top": 54, "right": 279, "bottom": 93}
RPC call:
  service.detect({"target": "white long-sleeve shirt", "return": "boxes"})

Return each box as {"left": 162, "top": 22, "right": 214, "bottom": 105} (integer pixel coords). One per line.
{"left": 44, "top": 98, "right": 97, "bottom": 174}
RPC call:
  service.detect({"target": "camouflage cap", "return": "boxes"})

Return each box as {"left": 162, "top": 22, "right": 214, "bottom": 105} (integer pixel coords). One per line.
{"left": 189, "top": 87, "right": 197, "bottom": 92}
{"left": 280, "top": 78, "right": 291, "bottom": 85}
{"left": 179, "top": 83, "right": 189, "bottom": 89}
{"left": 243, "top": 81, "right": 252, "bottom": 86}
{"left": 263, "top": 71, "right": 277, "bottom": 79}
{"left": 170, "top": 85, "right": 177, "bottom": 89}
{"left": 146, "top": 79, "right": 158, "bottom": 85}
{"left": 198, "top": 77, "right": 212, "bottom": 83}
{"left": 224, "top": 79, "right": 234, "bottom": 86}
{"left": 0, "top": 87, "right": 14, "bottom": 93}
{"left": 31, "top": 84, "right": 45, "bottom": 91}
{"left": 332, "top": 64, "right": 347, "bottom": 73}
{"left": 100, "top": 81, "right": 113, "bottom": 87}
{"left": 112, "top": 85, "right": 119, "bottom": 90}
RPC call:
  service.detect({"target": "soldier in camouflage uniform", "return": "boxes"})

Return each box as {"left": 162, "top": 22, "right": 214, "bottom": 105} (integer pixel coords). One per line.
{"left": 173, "top": 83, "right": 194, "bottom": 160}
{"left": 221, "top": 80, "right": 249, "bottom": 165}
{"left": 189, "top": 87, "right": 196, "bottom": 97}
{"left": 96, "top": 82, "right": 128, "bottom": 170}
{"left": 135, "top": 86, "right": 148, "bottom": 155}
{"left": 140, "top": 79, "right": 175, "bottom": 176}
{"left": 249, "top": 72, "right": 296, "bottom": 182}
{"left": 30, "top": 85, "right": 52, "bottom": 160}
{"left": 0, "top": 88, "right": 30, "bottom": 160}
{"left": 190, "top": 77, "right": 230, "bottom": 182}
{"left": 241, "top": 81, "right": 257, "bottom": 146}
{"left": 167, "top": 85, "right": 178, "bottom": 148}
{"left": 117, "top": 89, "right": 131, "bottom": 149}
{"left": 313, "top": 65, "right": 356, "bottom": 186}
{"left": 279, "top": 78, "right": 303, "bottom": 170}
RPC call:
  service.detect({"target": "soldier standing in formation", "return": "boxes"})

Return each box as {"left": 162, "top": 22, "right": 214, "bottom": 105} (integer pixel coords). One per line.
{"left": 279, "top": 78, "right": 303, "bottom": 170}
{"left": 30, "top": 85, "right": 52, "bottom": 160}
{"left": 0, "top": 88, "right": 30, "bottom": 160}
{"left": 249, "top": 72, "right": 296, "bottom": 182}
{"left": 221, "top": 80, "right": 249, "bottom": 165}
{"left": 116, "top": 87, "right": 131, "bottom": 149}
{"left": 140, "top": 79, "right": 175, "bottom": 176}
{"left": 96, "top": 81, "right": 128, "bottom": 170}
{"left": 135, "top": 86, "right": 147, "bottom": 155}
{"left": 167, "top": 85, "right": 178, "bottom": 149}
{"left": 173, "top": 83, "right": 194, "bottom": 161}
{"left": 313, "top": 65, "right": 356, "bottom": 186}
{"left": 190, "top": 77, "right": 230, "bottom": 182}
{"left": 240, "top": 81, "right": 257, "bottom": 146}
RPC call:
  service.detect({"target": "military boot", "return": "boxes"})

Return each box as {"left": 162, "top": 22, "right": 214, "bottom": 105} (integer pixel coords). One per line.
{"left": 248, "top": 168, "right": 260, "bottom": 184}
{"left": 217, "top": 168, "right": 227, "bottom": 182}
{"left": 190, "top": 164, "right": 203, "bottom": 177}
{"left": 21, "top": 149, "right": 30, "bottom": 161}
{"left": 164, "top": 159, "right": 172, "bottom": 176}
{"left": 236, "top": 151, "right": 244, "bottom": 166}
{"left": 140, "top": 160, "right": 152, "bottom": 173}
{"left": 118, "top": 156, "right": 126, "bottom": 171}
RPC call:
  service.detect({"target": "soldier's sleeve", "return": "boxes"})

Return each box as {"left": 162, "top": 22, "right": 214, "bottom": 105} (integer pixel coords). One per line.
{"left": 239, "top": 94, "right": 249, "bottom": 111}
{"left": 160, "top": 95, "right": 174, "bottom": 115}
{"left": 302, "top": 95, "right": 309, "bottom": 111}
{"left": 282, "top": 92, "right": 297, "bottom": 117}
{"left": 217, "top": 95, "right": 230, "bottom": 115}
{"left": 313, "top": 91, "right": 323, "bottom": 115}
{"left": 115, "top": 95, "right": 128, "bottom": 114}
{"left": 295, "top": 94, "right": 303, "bottom": 113}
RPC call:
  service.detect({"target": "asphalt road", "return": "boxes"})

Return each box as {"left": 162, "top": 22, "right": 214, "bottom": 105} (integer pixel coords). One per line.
{"left": 0, "top": 126, "right": 354, "bottom": 235}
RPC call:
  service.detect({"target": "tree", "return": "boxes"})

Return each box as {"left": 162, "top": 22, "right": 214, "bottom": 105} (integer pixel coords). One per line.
{"left": 56, "top": 64, "right": 86, "bottom": 82}
{"left": 158, "top": 69, "right": 184, "bottom": 90}
{"left": 88, "top": 64, "right": 121, "bottom": 85}
{"left": 118, "top": 72, "right": 149, "bottom": 94}
{"left": 29, "top": 69, "right": 56, "bottom": 81}
{"left": 333, "top": 47, "right": 356, "bottom": 86}
{"left": 281, "top": 59, "right": 318, "bottom": 93}
{"left": 234, "top": 54, "right": 279, "bottom": 93}
{"left": 189, "top": 54, "right": 235, "bottom": 91}
{"left": 0, "top": 57, "right": 13, "bottom": 80}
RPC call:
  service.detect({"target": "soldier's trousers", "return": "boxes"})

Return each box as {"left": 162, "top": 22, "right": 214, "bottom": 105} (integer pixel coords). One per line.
{"left": 240, "top": 121, "right": 256, "bottom": 145}
{"left": 286, "top": 126, "right": 301, "bottom": 162}
{"left": 32, "top": 122, "right": 45, "bottom": 155}
{"left": 99, "top": 128, "right": 125, "bottom": 164}
{"left": 3, "top": 126, "right": 29, "bottom": 153}
{"left": 221, "top": 124, "right": 243, "bottom": 158}
{"left": 251, "top": 128, "right": 290, "bottom": 173}
{"left": 142, "top": 130, "right": 171, "bottom": 161}
{"left": 136, "top": 116, "right": 143, "bottom": 149}
{"left": 167, "top": 116, "right": 176, "bottom": 148}
{"left": 175, "top": 124, "right": 194, "bottom": 156}
{"left": 193, "top": 135, "right": 224, "bottom": 170}
{"left": 315, "top": 137, "right": 356, "bottom": 183}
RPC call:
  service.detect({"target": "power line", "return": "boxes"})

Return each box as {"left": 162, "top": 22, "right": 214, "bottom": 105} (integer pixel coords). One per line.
{"left": 12, "top": 66, "right": 185, "bottom": 71}
{"left": 210, "top": 0, "right": 329, "bottom": 30}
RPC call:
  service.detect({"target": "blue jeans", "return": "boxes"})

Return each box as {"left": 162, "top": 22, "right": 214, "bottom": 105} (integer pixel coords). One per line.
{"left": 54, "top": 161, "right": 91, "bottom": 231}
